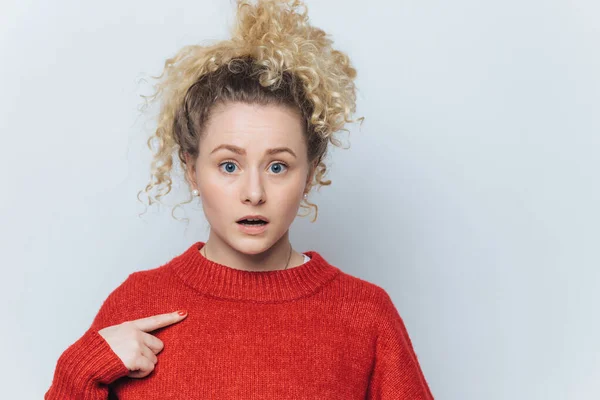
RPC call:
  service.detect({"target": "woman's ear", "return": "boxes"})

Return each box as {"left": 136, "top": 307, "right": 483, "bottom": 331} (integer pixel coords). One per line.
{"left": 184, "top": 153, "right": 197, "bottom": 187}
{"left": 305, "top": 161, "right": 317, "bottom": 191}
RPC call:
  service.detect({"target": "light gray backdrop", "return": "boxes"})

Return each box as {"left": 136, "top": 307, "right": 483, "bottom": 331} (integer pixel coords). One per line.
{"left": 1, "top": 0, "right": 598, "bottom": 398}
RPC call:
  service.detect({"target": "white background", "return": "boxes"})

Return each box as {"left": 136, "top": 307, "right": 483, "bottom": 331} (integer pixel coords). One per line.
{"left": 1, "top": 0, "right": 598, "bottom": 398}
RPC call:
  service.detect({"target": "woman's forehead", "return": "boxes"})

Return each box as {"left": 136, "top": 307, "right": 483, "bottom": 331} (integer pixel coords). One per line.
{"left": 206, "top": 102, "right": 302, "bottom": 130}
{"left": 202, "top": 102, "right": 305, "bottom": 151}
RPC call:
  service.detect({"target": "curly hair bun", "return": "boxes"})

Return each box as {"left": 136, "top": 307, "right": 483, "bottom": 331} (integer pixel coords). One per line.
{"left": 231, "top": 0, "right": 359, "bottom": 135}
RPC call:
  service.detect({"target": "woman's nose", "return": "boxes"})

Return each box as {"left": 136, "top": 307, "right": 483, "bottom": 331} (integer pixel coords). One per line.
{"left": 241, "top": 168, "right": 266, "bottom": 204}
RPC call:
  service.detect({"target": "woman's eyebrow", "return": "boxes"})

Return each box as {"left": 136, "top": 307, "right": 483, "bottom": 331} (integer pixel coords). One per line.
{"left": 210, "top": 144, "right": 296, "bottom": 158}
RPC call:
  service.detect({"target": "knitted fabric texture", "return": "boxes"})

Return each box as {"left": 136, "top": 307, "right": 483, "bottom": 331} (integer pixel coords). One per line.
{"left": 45, "top": 241, "right": 434, "bottom": 399}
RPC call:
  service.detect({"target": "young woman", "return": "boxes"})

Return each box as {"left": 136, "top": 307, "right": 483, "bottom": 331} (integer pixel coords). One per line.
{"left": 45, "top": 0, "right": 433, "bottom": 398}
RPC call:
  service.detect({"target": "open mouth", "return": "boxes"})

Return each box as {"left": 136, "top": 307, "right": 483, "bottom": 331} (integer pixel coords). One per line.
{"left": 237, "top": 219, "right": 268, "bottom": 226}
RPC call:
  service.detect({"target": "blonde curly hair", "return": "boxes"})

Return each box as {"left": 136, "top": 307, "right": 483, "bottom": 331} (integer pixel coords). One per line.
{"left": 137, "top": 0, "right": 363, "bottom": 223}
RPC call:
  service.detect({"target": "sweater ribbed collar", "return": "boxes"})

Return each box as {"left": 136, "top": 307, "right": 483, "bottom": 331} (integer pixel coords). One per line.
{"left": 168, "top": 241, "right": 341, "bottom": 302}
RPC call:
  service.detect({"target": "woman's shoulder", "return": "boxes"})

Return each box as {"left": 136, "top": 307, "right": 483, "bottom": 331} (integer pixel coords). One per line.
{"left": 89, "top": 258, "right": 182, "bottom": 326}
{"left": 329, "top": 269, "right": 398, "bottom": 313}
{"left": 316, "top": 268, "right": 406, "bottom": 337}
{"left": 123, "top": 261, "right": 174, "bottom": 286}
{"left": 117, "top": 246, "right": 192, "bottom": 287}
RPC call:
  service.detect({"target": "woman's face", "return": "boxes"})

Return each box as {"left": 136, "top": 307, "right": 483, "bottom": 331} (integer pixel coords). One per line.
{"left": 187, "top": 101, "right": 313, "bottom": 255}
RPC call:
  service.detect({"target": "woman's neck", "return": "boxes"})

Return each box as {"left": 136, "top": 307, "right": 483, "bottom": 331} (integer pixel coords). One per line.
{"left": 202, "top": 231, "right": 305, "bottom": 272}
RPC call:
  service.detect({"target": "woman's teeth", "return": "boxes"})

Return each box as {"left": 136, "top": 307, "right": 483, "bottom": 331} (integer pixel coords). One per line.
{"left": 239, "top": 220, "right": 267, "bottom": 225}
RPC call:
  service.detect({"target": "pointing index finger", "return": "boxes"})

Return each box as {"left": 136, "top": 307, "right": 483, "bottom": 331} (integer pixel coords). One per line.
{"left": 131, "top": 310, "right": 188, "bottom": 333}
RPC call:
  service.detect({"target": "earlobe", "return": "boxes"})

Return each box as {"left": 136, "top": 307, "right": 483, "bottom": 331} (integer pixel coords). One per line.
{"left": 306, "top": 162, "right": 316, "bottom": 181}
{"left": 184, "top": 153, "right": 197, "bottom": 185}
{"left": 186, "top": 168, "right": 194, "bottom": 188}
{"left": 185, "top": 154, "right": 200, "bottom": 197}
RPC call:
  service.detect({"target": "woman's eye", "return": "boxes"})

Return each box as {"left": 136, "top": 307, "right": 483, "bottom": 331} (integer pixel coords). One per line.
{"left": 219, "top": 161, "right": 237, "bottom": 174}
{"left": 269, "top": 162, "right": 288, "bottom": 174}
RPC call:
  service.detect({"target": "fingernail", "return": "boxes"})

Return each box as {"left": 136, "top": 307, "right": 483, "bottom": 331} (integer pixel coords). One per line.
{"left": 177, "top": 310, "right": 187, "bottom": 316}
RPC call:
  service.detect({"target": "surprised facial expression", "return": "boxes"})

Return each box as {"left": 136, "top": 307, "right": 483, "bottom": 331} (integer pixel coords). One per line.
{"left": 188, "top": 101, "right": 312, "bottom": 255}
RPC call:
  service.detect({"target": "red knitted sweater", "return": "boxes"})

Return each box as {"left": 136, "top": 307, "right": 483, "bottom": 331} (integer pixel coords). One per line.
{"left": 45, "top": 241, "right": 433, "bottom": 399}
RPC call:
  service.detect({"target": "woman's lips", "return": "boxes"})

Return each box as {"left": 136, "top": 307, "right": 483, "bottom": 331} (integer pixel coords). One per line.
{"left": 236, "top": 221, "right": 269, "bottom": 235}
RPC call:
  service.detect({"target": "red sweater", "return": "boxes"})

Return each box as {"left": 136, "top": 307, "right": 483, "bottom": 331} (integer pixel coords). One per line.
{"left": 45, "top": 241, "right": 433, "bottom": 399}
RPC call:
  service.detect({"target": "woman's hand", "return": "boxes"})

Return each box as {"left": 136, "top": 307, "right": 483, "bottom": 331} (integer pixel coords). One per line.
{"left": 98, "top": 310, "right": 188, "bottom": 378}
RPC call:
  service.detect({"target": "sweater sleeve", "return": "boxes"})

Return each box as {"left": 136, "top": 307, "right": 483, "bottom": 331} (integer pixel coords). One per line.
{"left": 366, "top": 289, "right": 434, "bottom": 399}
{"left": 44, "top": 274, "right": 135, "bottom": 400}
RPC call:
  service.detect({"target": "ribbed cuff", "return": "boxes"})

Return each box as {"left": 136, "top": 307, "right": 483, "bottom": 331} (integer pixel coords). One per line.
{"left": 49, "top": 329, "right": 130, "bottom": 396}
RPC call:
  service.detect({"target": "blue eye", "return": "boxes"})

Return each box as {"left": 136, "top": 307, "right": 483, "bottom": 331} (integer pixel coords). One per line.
{"left": 219, "top": 161, "right": 237, "bottom": 174}
{"left": 270, "top": 162, "right": 288, "bottom": 174}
